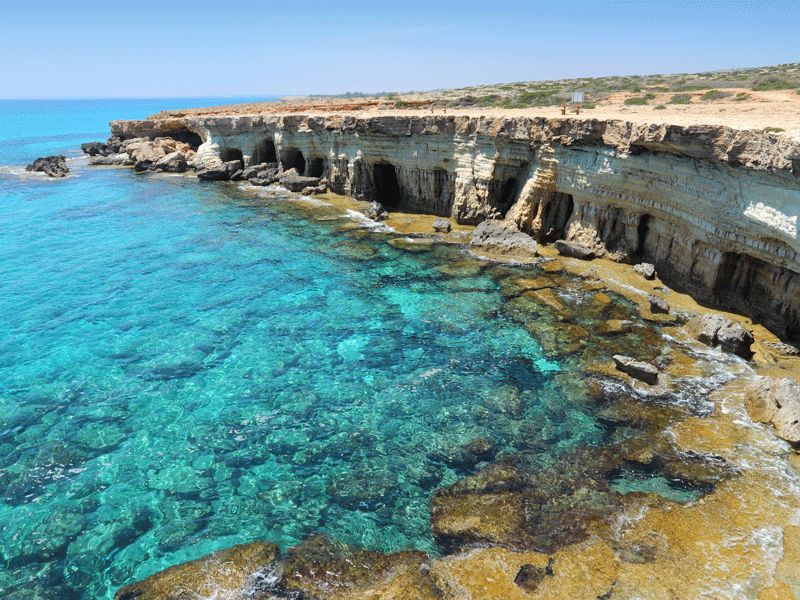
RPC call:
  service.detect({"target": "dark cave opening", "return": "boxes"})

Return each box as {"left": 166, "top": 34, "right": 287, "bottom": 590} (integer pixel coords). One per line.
{"left": 636, "top": 214, "right": 652, "bottom": 259}
{"left": 308, "top": 157, "right": 325, "bottom": 178}
{"left": 219, "top": 148, "right": 244, "bottom": 165}
{"left": 373, "top": 163, "right": 401, "bottom": 208}
{"left": 253, "top": 138, "right": 277, "bottom": 164}
{"left": 281, "top": 149, "right": 306, "bottom": 174}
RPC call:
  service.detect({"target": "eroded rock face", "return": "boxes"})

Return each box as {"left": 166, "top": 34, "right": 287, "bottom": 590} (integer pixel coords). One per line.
{"left": 107, "top": 113, "right": 800, "bottom": 338}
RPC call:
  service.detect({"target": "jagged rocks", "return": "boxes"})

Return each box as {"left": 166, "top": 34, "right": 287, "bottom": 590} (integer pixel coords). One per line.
{"left": 613, "top": 355, "right": 659, "bottom": 385}
{"left": 113, "top": 541, "right": 279, "bottom": 600}
{"left": 153, "top": 151, "right": 188, "bottom": 173}
{"left": 26, "top": 155, "right": 68, "bottom": 177}
{"left": 554, "top": 239, "right": 595, "bottom": 260}
{"left": 647, "top": 293, "right": 670, "bottom": 314}
{"left": 365, "top": 201, "right": 389, "bottom": 221}
{"left": 197, "top": 159, "right": 242, "bottom": 181}
{"left": 634, "top": 263, "right": 657, "bottom": 280}
{"left": 469, "top": 220, "right": 538, "bottom": 255}
{"left": 686, "top": 313, "right": 754, "bottom": 358}
{"left": 432, "top": 217, "right": 452, "bottom": 233}
{"left": 745, "top": 376, "right": 800, "bottom": 444}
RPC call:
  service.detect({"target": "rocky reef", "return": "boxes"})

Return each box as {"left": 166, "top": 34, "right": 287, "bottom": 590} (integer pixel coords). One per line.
{"left": 104, "top": 113, "right": 800, "bottom": 342}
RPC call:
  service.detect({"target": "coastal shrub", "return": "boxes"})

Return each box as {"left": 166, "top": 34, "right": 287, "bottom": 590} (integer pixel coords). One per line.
{"left": 752, "top": 78, "right": 794, "bottom": 91}
{"left": 700, "top": 90, "right": 732, "bottom": 101}
{"left": 394, "top": 100, "right": 408, "bottom": 108}
{"left": 674, "top": 84, "right": 707, "bottom": 91}
{"left": 654, "top": 105, "right": 666, "bottom": 110}
{"left": 581, "top": 102, "right": 596, "bottom": 109}
{"left": 734, "top": 92, "right": 750, "bottom": 101}
{"left": 647, "top": 86, "right": 668, "bottom": 92}
{"left": 763, "top": 127, "right": 785, "bottom": 133}
{"left": 644, "top": 92, "right": 656, "bottom": 100}
{"left": 624, "top": 97, "right": 648, "bottom": 105}
{"left": 668, "top": 94, "right": 692, "bottom": 104}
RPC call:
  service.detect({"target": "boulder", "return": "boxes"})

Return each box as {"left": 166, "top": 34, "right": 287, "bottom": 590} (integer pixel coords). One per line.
{"left": 554, "top": 239, "right": 595, "bottom": 260}
{"left": 432, "top": 218, "right": 452, "bottom": 233}
{"left": 634, "top": 263, "right": 657, "bottom": 280}
{"left": 647, "top": 293, "right": 670, "bottom": 314}
{"left": 365, "top": 201, "right": 389, "bottom": 221}
{"left": 89, "top": 153, "right": 134, "bottom": 166}
{"left": 125, "top": 139, "right": 166, "bottom": 165}
{"left": 686, "top": 313, "right": 753, "bottom": 358}
{"left": 81, "top": 141, "right": 114, "bottom": 157}
{"left": 197, "top": 158, "right": 230, "bottom": 181}
{"left": 153, "top": 151, "right": 187, "bottom": 173}
{"left": 744, "top": 377, "right": 800, "bottom": 444}
{"left": 613, "top": 355, "right": 659, "bottom": 385}
{"left": 300, "top": 184, "right": 328, "bottom": 195}
{"left": 279, "top": 172, "right": 320, "bottom": 192}
{"left": 26, "top": 155, "right": 69, "bottom": 177}
{"left": 470, "top": 220, "right": 538, "bottom": 256}
{"left": 579, "top": 267, "right": 601, "bottom": 281}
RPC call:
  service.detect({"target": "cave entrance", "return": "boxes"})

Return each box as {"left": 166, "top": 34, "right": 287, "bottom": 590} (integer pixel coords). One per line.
{"left": 636, "top": 214, "right": 652, "bottom": 259}
{"left": 540, "top": 192, "right": 574, "bottom": 242}
{"left": 373, "top": 163, "right": 401, "bottom": 208}
{"left": 497, "top": 178, "right": 518, "bottom": 217}
{"left": 253, "top": 138, "right": 277, "bottom": 164}
{"left": 308, "top": 157, "right": 325, "bottom": 178}
{"left": 281, "top": 149, "right": 306, "bottom": 174}
{"left": 220, "top": 148, "right": 244, "bottom": 164}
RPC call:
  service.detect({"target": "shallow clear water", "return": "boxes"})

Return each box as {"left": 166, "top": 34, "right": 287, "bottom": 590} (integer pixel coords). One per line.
{"left": 0, "top": 100, "right": 725, "bottom": 599}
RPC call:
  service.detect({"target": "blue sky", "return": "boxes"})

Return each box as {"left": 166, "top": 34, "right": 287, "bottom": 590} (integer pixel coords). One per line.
{"left": 2, "top": 0, "right": 799, "bottom": 99}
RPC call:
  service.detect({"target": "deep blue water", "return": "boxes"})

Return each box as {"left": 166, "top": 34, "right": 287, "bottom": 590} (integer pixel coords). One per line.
{"left": 0, "top": 99, "right": 705, "bottom": 599}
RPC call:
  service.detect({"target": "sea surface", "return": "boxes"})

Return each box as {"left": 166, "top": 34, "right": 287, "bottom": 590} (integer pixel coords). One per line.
{"left": 0, "top": 99, "right": 758, "bottom": 599}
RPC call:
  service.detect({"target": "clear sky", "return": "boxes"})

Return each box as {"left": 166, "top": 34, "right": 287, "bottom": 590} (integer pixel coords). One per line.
{"left": 2, "top": 0, "right": 799, "bottom": 99}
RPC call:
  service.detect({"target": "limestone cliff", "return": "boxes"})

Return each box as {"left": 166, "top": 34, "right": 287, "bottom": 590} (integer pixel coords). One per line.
{"left": 109, "top": 114, "right": 800, "bottom": 340}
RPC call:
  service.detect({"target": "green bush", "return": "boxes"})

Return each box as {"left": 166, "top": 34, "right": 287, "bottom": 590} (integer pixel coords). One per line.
{"left": 734, "top": 92, "right": 750, "bottom": 101}
{"left": 700, "top": 90, "right": 731, "bottom": 101}
{"left": 674, "top": 85, "right": 707, "bottom": 92}
{"left": 644, "top": 92, "right": 656, "bottom": 100}
{"left": 624, "top": 97, "right": 648, "bottom": 105}
{"left": 654, "top": 105, "right": 666, "bottom": 110}
{"left": 668, "top": 94, "right": 692, "bottom": 104}
{"left": 646, "top": 86, "right": 668, "bottom": 92}
{"left": 581, "top": 102, "right": 596, "bottom": 109}
{"left": 763, "top": 127, "right": 785, "bottom": 133}
{"left": 752, "top": 79, "right": 794, "bottom": 91}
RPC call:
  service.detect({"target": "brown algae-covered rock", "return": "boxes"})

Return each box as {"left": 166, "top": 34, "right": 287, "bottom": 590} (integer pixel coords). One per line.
{"left": 114, "top": 541, "right": 279, "bottom": 600}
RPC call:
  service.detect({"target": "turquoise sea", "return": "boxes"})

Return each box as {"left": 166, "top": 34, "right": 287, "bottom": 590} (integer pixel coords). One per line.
{"left": 0, "top": 99, "right": 724, "bottom": 599}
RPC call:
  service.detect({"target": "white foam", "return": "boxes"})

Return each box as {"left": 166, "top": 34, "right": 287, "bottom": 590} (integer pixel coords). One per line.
{"left": 342, "top": 208, "right": 395, "bottom": 232}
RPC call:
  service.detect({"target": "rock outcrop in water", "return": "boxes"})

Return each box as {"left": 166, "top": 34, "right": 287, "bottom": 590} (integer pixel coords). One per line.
{"left": 26, "top": 155, "right": 68, "bottom": 177}
{"left": 103, "top": 113, "right": 800, "bottom": 342}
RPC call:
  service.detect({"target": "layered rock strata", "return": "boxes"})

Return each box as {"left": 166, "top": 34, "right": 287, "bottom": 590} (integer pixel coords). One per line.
{"left": 107, "top": 114, "right": 800, "bottom": 340}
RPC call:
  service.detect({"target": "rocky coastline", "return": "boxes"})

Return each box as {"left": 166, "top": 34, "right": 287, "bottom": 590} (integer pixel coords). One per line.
{"left": 86, "top": 108, "right": 800, "bottom": 599}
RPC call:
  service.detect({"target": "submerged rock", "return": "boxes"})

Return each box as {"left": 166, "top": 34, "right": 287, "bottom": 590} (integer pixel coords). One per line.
{"left": 26, "top": 155, "right": 68, "bottom": 177}
{"left": 470, "top": 220, "right": 538, "bottom": 255}
{"left": 114, "top": 541, "right": 279, "bottom": 600}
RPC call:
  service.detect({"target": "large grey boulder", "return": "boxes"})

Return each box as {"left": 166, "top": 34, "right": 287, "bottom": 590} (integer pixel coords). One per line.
{"left": 154, "top": 151, "right": 187, "bottom": 173}
{"left": 686, "top": 313, "right": 754, "bottom": 358}
{"left": 279, "top": 172, "right": 320, "bottom": 192}
{"left": 745, "top": 377, "right": 800, "bottom": 444}
{"left": 470, "top": 220, "right": 538, "bottom": 256}
{"left": 647, "top": 293, "right": 670, "bottom": 314}
{"left": 432, "top": 218, "right": 452, "bottom": 233}
{"left": 197, "top": 158, "right": 229, "bottom": 181}
{"left": 613, "top": 355, "right": 659, "bottom": 385}
{"left": 634, "top": 263, "right": 657, "bottom": 280}
{"left": 26, "top": 155, "right": 69, "bottom": 177}
{"left": 364, "top": 201, "right": 389, "bottom": 221}
{"left": 554, "top": 240, "right": 595, "bottom": 260}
